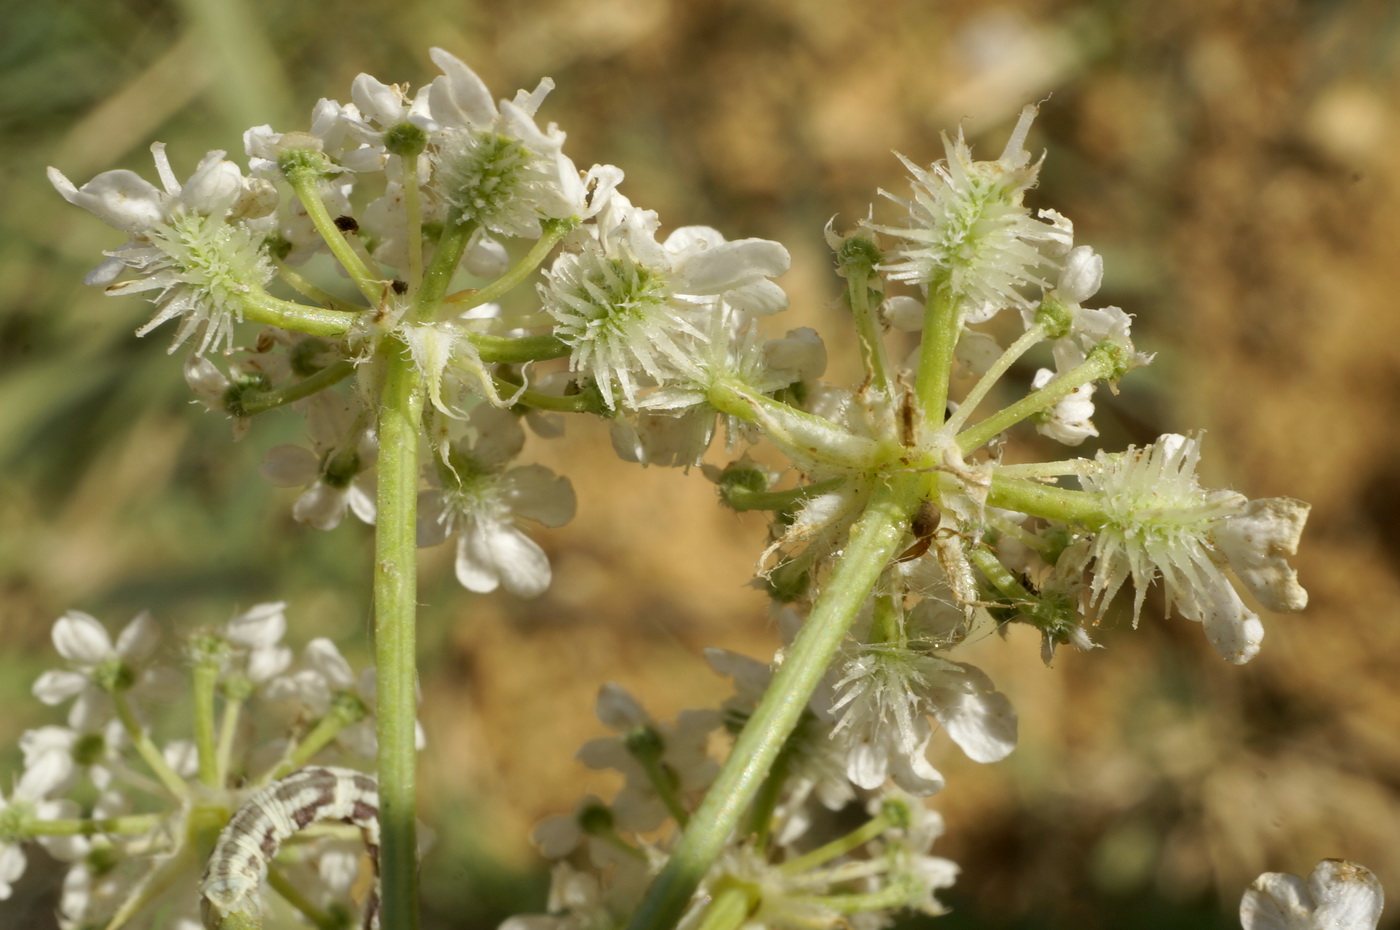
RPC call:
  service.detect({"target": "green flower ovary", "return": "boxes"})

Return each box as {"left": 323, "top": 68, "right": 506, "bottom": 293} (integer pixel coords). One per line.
{"left": 555, "top": 255, "right": 672, "bottom": 346}
{"left": 149, "top": 212, "right": 275, "bottom": 301}
{"left": 439, "top": 130, "right": 534, "bottom": 228}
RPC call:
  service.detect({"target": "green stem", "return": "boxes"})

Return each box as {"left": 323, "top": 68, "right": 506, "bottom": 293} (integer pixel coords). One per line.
{"left": 942, "top": 322, "right": 1046, "bottom": 435}
{"left": 445, "top": 218, "right": 573, "bottom": 315}
{"left": 845, "top": 263, "right": 892, "bottom": 398}
{"left": 25, "top": 814, "right": 163, "bottom": 837}
{"left": 913, "top": 280, "right": 957, "bottom": 429}
{"left": 415, "top": 217, "right": 477, "bottom": 320}
{"left": 778, "top": 810, "right": 892, "bottom": 877}
{"left": 110, "top": 691, "right": 189, "bottom": 800}
{"left": 265, "top": 703, "right": 361, "bottom": 784}
{"left": 690, "top": 883, "right": 758, "bottom": 930}
{"left": 722, "top": 478, "right": 844, "bottom": 514}
{"left": 986, "top": 474, "right": 1107, "bottom": 525}
{"left": 795, "top": 882, "right": 916, "bottom": 915}
{"left": 192, "top": 661, "right": 220, "bottom": 789}
{"left": 624, "top": 478, "right": 917, "bottom": 930}
{"left": 745, "top": 739, "right": 793, "bottom": 850}
{"left": 372, "top": 335, "right": 424, "bottom": 930}
{"left": 955, "top": 347, "right": 1117, "bottom": 453}
{"left": 274, "top": 261, "right": 362, "bottom": 314}
{"left": 707, "top": 379, "right": 883, "bottom": 474}
{"left": 283, "top": 169, "right": 383, "bottom": 304}
{"left": 268, "top": 864, "right": 342, "bottom": 930}
{"left": 471, "top": 333, "right": 570, "bottom": 364}
{"left": 242, "top": 291, "right": 358, "bottom": 338}
{"left": 492, "top": 376, "right": 599, "bottom": 414}
{"left": 401, "top": 157, "right": 425, "bottom": 296}
{"left": 967, "top": 545, "right": 1034, "bottom": 603}
{"left": 236, "top": 360, "right": 356, "bottom": 416}
{"left": 215, "top": 695, "right": 244, "bottom": 786}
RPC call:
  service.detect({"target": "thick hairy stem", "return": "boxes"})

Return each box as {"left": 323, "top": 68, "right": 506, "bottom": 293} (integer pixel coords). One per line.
{"left": 372, "top": 336, "right": 424, "bottom": 930}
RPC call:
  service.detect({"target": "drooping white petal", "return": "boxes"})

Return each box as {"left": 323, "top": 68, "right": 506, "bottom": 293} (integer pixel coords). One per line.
{"left": 47, "top": 167, "right": 165, "bottom": 233}
{"left": 1215, "top": 498, "right": 1311, "bottom": 613}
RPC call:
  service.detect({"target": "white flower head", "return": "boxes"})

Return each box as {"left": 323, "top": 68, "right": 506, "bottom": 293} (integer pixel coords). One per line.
{"left": 260, "top": 393, "right": 378, "bottom": 531}
{"left": 49, "top": 145, "right": 277, "bottom": 355}
{"left": 831, "top": 644, "right": 1016, "bottom": 796}
{"left": 1030, "top": 367, "right": 1098, "bottom": 446}
{"left": 33, "top": 610, "right": 175, "bottom": 730}
{"left": 424, "top": 48, "right": 584, "bottom": 237}
{"left": 871, "top": 105, "right": 1062, "bottom": 322}
{"left": 417, "top": 406, "right": 576, "bottom": 598}
{"left": 542, "top": 188, "right": 790, "bottom": 409}
{"left": 1241, "top": 859, "right": 1384, "bottom": 930}
{"left": 1072, "top": 433, "right": 1309, "bottom": 664}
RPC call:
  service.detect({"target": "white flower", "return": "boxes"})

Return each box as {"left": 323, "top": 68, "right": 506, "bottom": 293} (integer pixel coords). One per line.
{"left": 1030, "top": 367, "right": 1098, "bottom": 446}
{"left": 260, "top": 394, "right": 377, "bottom": 531}
{"left": 266, "top": 638, "right": 422, "bottom": 757}
{"left": 1072, "top": 433, "right": 1309, "bottom": 664}
{"left": 0, "top": 757, "right": 89, "bottom": 900}
{"left": 220, "top": 602, "right": 293, "bottom": 685}
{"left": 830, "top": 645, "right": 1016, "bottom": 796}
{"left": 575, "top": 684, "right": 720, "bottom": 832}
{"left": 49, "top": 145, "right": 277, "bottom": 354}
{"left": 423, "top": 47, "right": 585, "bottom": 237}
{"left": 1241, "top": 860, "right": 1384, "bottom": 930}
{"left": 32, "top": 611, "right": 173, "bottom": 730}
{"left": 541, "top": 188, "right": 790, "bottom": 409}
{"left": 871, "top": 105, "right": 1062, "bottom": 321}
{"left": 417, "top": 406, "right": 575, "bottom": 598}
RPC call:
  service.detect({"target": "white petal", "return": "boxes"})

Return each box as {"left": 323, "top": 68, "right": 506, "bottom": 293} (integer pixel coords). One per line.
{"left": 1241, "top": 871, "right": 1314, "bottom": 930}
{"left": 595, "top": 683, "right": 648, "bottom": 732}
{"left": 260, "top": 444, "right": 320, "bottom": 486}
{"left": 293, "top": 481, "right": 350, "bottom": 531}
{"left": 1309, "top": 860, "right": 1384, "bottom": 930}
{"left": 501, "top": 465, "right": 576, "bottom": 527}
{"left": 1055, "top": 245, "right": 1103, "bottom": 304}
{"left": 33, "top": 671, "right": 89, "bottom": 706}
{"left": 453, "top": 531, "right": 501, "bottom": 594}
{"left": 304, "top": 638, "right": 356, "bottom": 689}
{"left": 416, "top": 491, "right": 453, "bottom": 547}
{"left": 930, "top": 664, "right": 1018, "bottom": 763}
{"left": 351, "top": 73, "right": 407, "bottom": 128}
{"left": 48, "top": 166, "right": 165, "bottom": 233}
{"left": 427, "top": 47, "right": 498, "bottom": 127}
{"left": 1197, "top": 578, "right": 1265, "bottom": 665}
{"left": 0, "top": 844, "right": 26, "bottom": 900}
{"left": 1215, "top": 498, "right": 1310, "bottom": 613}
{"left": 845, "top": 740, "right": 890, "bottom": 790}
{"left": 464, "top": 521, "right": 552, "bottom": 598}
{"left": 224, "top": 602, "right": 287, "bottom": 648}
{"left": 673, "top": 239, "right": 790, "bottom": 295}
{"left": 52, "top": 612, "right": 113, "bottom": 664}
{"left": 115, "top": 610, "right": 160, "bottom": 663}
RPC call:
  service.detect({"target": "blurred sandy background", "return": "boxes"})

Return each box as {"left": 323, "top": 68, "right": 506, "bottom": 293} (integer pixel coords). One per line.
{"left": 4, "top": 0, "right": 1400, "bottom": 927}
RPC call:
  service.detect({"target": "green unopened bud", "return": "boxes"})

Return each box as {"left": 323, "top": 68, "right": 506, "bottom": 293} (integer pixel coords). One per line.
{"left": 1034, "top": 295, "right": 1074, "bottom": 340}
{"left": 837, "top": 234, "right": 883, "bottom": 277}
{"left": 384, "top": 121, "right": 428, "bottom": 159}
{"left": 276, "top": 147, "right": 336, "bottom": 182}
{"left": 577, "top": 801, "right": 616, "bottom": 836}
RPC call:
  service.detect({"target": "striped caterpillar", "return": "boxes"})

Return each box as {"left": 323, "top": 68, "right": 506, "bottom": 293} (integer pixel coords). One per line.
{"left": 200, "top": 766, "right": 381, "bottom": 930}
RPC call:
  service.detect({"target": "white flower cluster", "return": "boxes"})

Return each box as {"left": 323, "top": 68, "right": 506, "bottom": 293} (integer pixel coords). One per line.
{"left": 5, "top": 605, "right": 398, "bottom": 928}
{"left": 515, "top": 672, "right": 958, "bottom": 930}
{"left": 47, "top": 46, "right": 1333, "bottom": 930}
